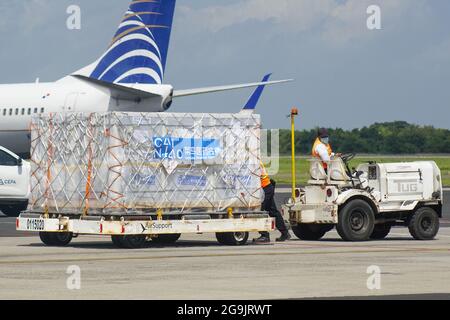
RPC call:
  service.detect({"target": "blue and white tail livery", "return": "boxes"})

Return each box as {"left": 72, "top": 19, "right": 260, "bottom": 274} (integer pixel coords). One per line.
{"left": 81, "top": 0, "right": 175, "bottom": 85}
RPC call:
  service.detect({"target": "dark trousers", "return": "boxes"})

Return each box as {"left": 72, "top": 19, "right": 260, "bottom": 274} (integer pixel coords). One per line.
{"left": 260, "top": 184, "right": 287, "bottom": 236}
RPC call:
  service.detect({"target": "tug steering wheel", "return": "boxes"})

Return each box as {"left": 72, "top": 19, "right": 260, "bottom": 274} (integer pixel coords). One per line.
{"left": 339, "top": 153, "right": 356, "bottom": 183}
{"left": 340, "top": 153, "right": 356, "bottom": 164}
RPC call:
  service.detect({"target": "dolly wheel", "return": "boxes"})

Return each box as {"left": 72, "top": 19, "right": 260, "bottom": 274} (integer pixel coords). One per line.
{"left": 39, "top": 232, "right": 55, "bottom": 246}
{"left": 151, "top": 234, "right": 181, "bottom": 244}
{"left": 39, "top": 232, "right": 73, "bottom": 247}
{"left": 216, "top": 232, "right": 249, "bottom": 246}
{"left": 111, "top": 235, "right": 127, "bottom": 248}
{"left": 121, "top": 235, "right": 148, "bottom": 249}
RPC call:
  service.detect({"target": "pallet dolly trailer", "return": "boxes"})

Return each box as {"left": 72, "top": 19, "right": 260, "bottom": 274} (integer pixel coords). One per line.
{"left": 16, "top": 111, "right": 275, "bottom": 248}
{"left": 16, "top": 210, "right": 275, "bottom": 249}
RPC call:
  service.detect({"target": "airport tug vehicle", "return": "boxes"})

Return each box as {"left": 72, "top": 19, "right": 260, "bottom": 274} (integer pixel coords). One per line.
{"left": 282, "top": 156, "right": 443, "bottom": 241}
{"left": 282, "top": 109, "right": 443, "bottom": 242}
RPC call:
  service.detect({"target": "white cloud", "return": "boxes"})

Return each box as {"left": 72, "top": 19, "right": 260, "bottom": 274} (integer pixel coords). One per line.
{"left": 323, "top": 0, "right": 429, "bottom": 44}
{"left": 0, "top": 0, "right": 52, "bottom": 34}
{"left": 403, "top": 37, "right": 450, "bottom": 74}
{"left": 178, "top": 0, "right": 334, "bottom": 33}
{"left": 178, "top": 0, "right": 429, "bottom": 45}
{"left": 22, "top": 0, "right": 52, "bottom": 32}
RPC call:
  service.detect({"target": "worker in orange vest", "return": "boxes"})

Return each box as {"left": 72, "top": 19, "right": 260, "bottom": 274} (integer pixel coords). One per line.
{"left": 312, "top": 128, "right": 340, "bottom": 171}
{"left": 253, "top": 162, "right": 291, "bottom": 243}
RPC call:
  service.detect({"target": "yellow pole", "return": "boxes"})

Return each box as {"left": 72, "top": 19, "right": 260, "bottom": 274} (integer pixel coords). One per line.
{"left": 290, "top": 108, "right": 298, "bottom": 199}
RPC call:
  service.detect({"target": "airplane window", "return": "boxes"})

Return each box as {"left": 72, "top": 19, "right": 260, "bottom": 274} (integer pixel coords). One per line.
{"left": 2, "top": 109, "right": 5, "bottom": 116}
{"left": 34, "top": 108, "right": 38, "bottom": 114}
{"left": 15, "top": 108, "right": 19, "bottom": 115}
{"left": 9, "top": 109, "right": 12, "bottom": 116}
{"left": 28, "top": 108, "right": 31, "bottom": 115}
{"left": 21, "top": 108, "right": 25, "bottom": 115}
{"left": 0, "top": 150, "right": 17, "bottom": 166}
{"left": 41, "top": 107, "right": 45, "bottom": 113}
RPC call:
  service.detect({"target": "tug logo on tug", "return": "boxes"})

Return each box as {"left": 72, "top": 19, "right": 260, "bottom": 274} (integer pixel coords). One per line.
{"left": 394, "top": 179, "right": 420, "bottom": 193}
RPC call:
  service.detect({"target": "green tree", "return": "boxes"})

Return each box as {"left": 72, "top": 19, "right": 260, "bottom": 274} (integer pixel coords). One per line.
{"left": 277, "top": 122, "right": 450, "bottom": 155}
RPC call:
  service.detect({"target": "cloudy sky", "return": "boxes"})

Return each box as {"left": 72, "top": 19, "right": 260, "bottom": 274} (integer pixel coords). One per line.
{"left": 0, "top": 0, "right": 449, "bottom": 129}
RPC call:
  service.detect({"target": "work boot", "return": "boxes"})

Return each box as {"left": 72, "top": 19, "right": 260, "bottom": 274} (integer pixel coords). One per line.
{"left": 253, "top": 234, "right": 270, "bottom": 244}
{"left": 276, "top": 231, "right": 292, "bottom": 242}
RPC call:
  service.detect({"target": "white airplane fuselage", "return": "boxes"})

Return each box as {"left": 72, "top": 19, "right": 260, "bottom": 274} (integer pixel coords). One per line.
{"left": 0, "top": 77, "right": 173, "bottom": 156}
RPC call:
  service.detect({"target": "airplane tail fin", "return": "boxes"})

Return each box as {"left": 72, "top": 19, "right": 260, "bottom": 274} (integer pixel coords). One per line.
{"left": 74, "top": 0, "right": 176, "bottom": 85}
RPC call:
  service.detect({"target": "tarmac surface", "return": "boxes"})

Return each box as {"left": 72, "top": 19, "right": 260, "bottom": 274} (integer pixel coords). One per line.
{"left": 0, "top": 191, "right": 449, "bottom": 300}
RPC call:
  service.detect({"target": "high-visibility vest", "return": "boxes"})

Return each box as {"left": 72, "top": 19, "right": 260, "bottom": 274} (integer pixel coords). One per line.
{"left": 312, "top": 138, "right": 332, "bottom": 169}
{"left": 260, "top": 162, "right": 271, "bottom": 188}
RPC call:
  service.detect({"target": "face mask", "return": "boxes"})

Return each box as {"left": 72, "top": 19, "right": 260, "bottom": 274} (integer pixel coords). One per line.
{"left": 321, "top": 137, "right": 329, "bottom": 145}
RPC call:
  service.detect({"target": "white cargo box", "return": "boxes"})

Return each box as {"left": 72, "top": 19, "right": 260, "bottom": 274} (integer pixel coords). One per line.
{"left": 30, "top": 112, "right": 263, "bottom": 215}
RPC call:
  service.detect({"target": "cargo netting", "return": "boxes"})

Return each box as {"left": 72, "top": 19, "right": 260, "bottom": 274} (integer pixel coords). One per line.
{"left": 29, "top": 112, "right": 263, "bottom": 215}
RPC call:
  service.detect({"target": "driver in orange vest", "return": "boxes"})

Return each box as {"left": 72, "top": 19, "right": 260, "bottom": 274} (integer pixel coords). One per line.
{"left": 312, "top": 128, "right": 340, "bottom": 171}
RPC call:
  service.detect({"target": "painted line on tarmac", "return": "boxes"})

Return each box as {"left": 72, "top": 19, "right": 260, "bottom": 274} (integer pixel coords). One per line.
{"left": 275, "top": 240, "right": 450, "bottom": 252}
{"left": 276, "top": 188, "right": 291, "bottom": 194}
{"left": 276, "top": 188, "right": 450, "bottom": 193}
{"left": 389, "top": 232, "right": 450, "bottom": 238}
{"left": 0, "top": 247, "right": 449, "bottom": 265}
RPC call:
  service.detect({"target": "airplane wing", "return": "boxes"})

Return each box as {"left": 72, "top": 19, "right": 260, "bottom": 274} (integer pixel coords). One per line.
{"left": 72, "top": 74, "right": 293, "bottom": 107}
{"left": 173, "top": 78, "right": 293, "bottom": 98}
